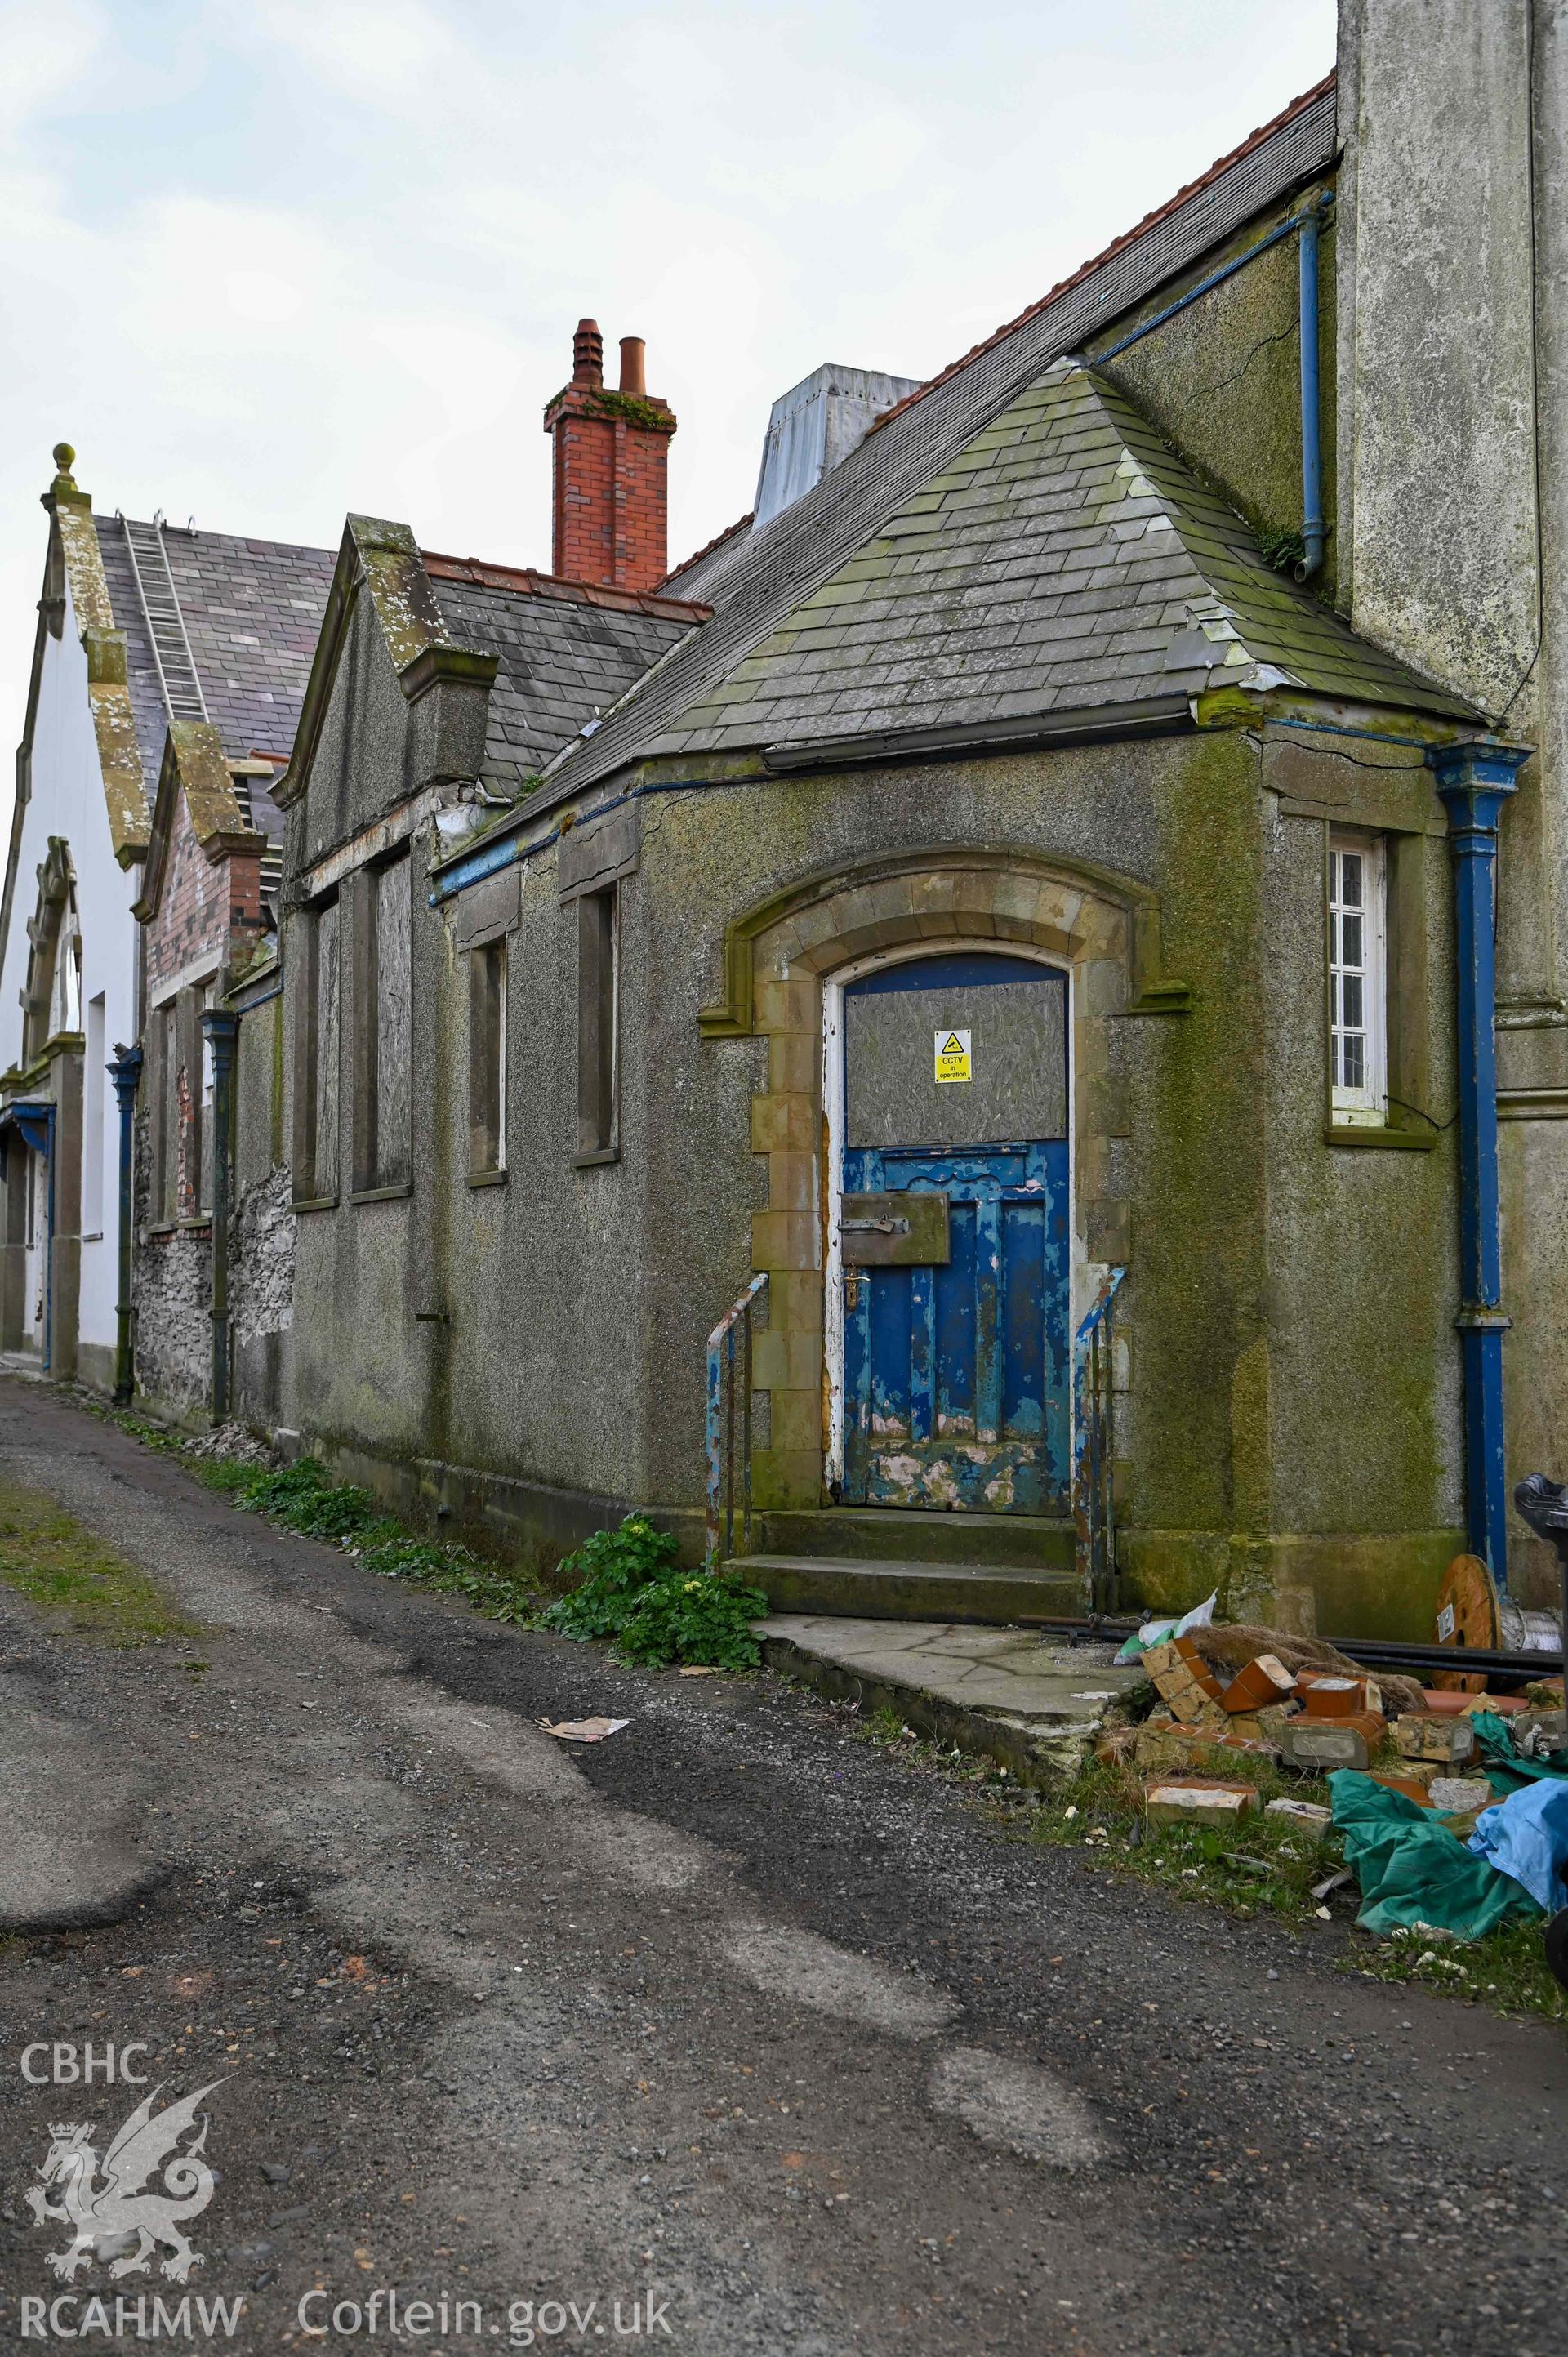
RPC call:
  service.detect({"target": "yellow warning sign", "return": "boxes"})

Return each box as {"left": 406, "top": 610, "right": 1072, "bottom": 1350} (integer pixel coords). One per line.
{"left": 934, "top": 1027, "right": 972, "bottom": 1084}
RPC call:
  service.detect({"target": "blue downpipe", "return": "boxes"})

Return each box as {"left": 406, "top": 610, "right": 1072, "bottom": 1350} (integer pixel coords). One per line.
{"left": 1295, "top": 199, "right": 1325, "bottom": 581}
{"left": 1430, "top": 746, "right": 1530, "bottom": 1581}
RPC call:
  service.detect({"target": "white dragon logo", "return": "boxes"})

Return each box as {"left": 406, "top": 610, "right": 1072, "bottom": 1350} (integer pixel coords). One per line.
{"left": 27, "top": 2081, "right": 225, "bottom": 2284}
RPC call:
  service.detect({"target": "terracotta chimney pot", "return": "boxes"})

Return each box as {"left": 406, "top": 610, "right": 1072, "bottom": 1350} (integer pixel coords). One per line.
{"left": 572, "top": 319, "right": 604, "bottom": 387}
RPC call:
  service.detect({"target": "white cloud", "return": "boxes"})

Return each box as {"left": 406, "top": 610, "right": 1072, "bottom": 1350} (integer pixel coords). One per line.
{"left": 0, "top": 0, "right": 1339, "bottom": 803}
{"left": 239, "top": 0, "right": 457, "bottom": 104}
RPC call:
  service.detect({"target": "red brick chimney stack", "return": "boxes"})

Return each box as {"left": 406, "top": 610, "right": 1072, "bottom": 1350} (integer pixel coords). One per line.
{"left": 544, "top": 318, "right": 676, "bottom": 591}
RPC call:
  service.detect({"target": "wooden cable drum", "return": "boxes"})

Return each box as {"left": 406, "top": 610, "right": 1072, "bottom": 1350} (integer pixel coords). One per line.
{"left": 1432, "top": 1552, "right": 1562, "bottom": 1691}
{"left": 1432, "top": 1554, "right": 1499, "bottom": 1692}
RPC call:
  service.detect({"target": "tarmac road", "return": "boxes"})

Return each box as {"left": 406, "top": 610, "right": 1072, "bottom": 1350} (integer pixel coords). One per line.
{"left": 0, "top": 1376, "right": 1564, "bottom": 2356}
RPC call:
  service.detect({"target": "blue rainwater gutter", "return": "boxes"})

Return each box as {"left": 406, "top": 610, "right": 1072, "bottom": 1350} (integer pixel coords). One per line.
{"left": 1094, "top": 189, "right": 1333, "bottom": 581}
{"left": 1428, "top": 743, "right": 1531, "bottom": 1582}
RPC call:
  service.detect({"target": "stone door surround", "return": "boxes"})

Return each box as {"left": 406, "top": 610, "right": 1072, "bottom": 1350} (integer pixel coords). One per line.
{"left": 701, "top": 844, "right": 1186, "bottom": 1510}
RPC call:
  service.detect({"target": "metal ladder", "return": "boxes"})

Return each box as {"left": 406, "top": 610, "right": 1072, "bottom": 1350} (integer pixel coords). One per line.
{"left": 118, "top": 514, "right": 208, "bottom": 724}
{"left": 229, "top": 773, "right": 284, "bottom": 910}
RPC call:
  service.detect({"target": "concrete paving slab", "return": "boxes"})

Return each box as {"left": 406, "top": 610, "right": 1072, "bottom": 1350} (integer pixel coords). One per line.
{"left": 757, "top": 1614, "right": 1145, "bottom": 1784}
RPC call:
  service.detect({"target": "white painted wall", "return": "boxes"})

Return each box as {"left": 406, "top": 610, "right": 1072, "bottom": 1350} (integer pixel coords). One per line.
{"left": 1, "top": 577, "right": 142, "bottom": 1358}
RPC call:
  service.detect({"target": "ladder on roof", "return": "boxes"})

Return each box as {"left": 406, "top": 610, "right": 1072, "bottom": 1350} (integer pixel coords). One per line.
{"left": 119, "top": 515, "right": 208, "bottom": 724}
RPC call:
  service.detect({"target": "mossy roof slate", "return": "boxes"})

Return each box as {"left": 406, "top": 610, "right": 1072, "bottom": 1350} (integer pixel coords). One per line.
{"left": 429, "top": 573, "right": 694, "bottom": 794}
{"left": 579, "top": 365, "right": 1472, "bottom": 764}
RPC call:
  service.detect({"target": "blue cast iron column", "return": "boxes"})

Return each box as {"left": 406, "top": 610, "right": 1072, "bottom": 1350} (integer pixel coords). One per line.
{"left": 1428, "top": 742, "right": 1531, "bottom": 1580}
{"left": 201, "top": 1009, "right": 239, "bottom": 1425}
{"left": 108, "top": 1043, "right": 142, "bottom": 1406}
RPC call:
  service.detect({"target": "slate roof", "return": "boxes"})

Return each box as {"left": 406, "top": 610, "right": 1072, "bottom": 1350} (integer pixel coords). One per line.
{"left": 541, "top": 76, "right": 1356, "bottom": 798}
{"left": 95, "top": 518, "right": 336, "bottom": 790}
{"left": 423, "top": 562, "right": 701, "bottom": 795}
{"left": 660, "top": 512, "right": 755, "bottom": 603}
{"left": 635, "top": 363, "right": 1472, "bottom": 762}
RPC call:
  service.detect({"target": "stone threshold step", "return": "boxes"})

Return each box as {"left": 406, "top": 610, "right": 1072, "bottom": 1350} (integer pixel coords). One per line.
{"left": 754, "top": 1508, "right": 1074, "bottom": 1569}
{"left": 734, "top": 1554, "right": 1086, "bottom": 1625}
{"left": 759, "top": 1613, "right": 1144, "bottom": 1786}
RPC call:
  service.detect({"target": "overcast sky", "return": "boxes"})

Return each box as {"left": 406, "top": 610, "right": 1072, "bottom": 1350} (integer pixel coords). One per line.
{"left": 1, "top": 0, "right": 1335, "bottom": 773}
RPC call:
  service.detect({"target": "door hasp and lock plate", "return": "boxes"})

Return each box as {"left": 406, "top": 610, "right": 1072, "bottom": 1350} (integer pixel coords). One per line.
{"left": 840, "top": 1191, "right": 951, "bottom": 1265}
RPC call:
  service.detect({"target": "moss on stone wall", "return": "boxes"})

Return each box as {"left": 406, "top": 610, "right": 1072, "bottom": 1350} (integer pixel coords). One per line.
{"left": 1088, "top": 180, "right": 1339, "bottom": 604}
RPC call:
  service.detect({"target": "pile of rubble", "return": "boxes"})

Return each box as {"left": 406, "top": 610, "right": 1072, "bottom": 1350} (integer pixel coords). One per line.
{"left": 1102, "top": 1624, "right": 1563, "bottom": 1830}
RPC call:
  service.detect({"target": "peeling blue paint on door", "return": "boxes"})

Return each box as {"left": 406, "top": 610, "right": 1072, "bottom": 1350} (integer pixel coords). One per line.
{"left": 841, "top": 953, "right": 1070, "bottom": 1513}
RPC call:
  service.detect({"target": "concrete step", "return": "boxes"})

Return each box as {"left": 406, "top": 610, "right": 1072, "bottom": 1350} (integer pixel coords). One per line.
{"left": 758, "top": 1614, "right": 1142, "bottom": 1784}
{"left": 752, "top": 1506, "right": 1075, "bottom": 1570}
{"left": 733, "top": 1553, "right": 1086, "bottom": 1625}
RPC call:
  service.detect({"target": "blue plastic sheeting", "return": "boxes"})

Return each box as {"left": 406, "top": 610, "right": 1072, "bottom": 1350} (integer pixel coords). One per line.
{"left": 1467, "top": 1778, "right": 1568, "bottom": 1914}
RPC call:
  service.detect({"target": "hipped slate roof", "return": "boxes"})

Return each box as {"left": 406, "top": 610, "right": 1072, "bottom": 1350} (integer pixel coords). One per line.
{"left": 95, "top": 519, "right": 336, "bottom": 789}
{"left": 543, "top": 77, "right": 1348, "bottom": 797}
{"left": 638, "top": 363, "right": 1472, "bottom": 761}
{"left": 423, "top": 559, "right": 698, "bottom": 794}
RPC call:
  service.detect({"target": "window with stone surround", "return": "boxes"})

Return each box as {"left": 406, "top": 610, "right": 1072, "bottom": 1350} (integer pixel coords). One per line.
{"left": 576, "top": 884, "right": 619, "bottom": 1165}
{"left": 468, "top": 936, "right": 507, "bottom": 1182}
{"left": 352, "top": 855, "right": 412, "bottom": 1196}
{"left": 1329, "top": 831, "right": 1387, "bottom": 1124}
{"left": 291, "top": 896, "right": 339, "bottom": 1205}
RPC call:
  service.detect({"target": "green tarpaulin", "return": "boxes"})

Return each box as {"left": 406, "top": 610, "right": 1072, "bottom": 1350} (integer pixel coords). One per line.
{"left": 1467, "top": 1709, "right": 1568, "bottom": 1796}
{"left": 1328, "top": 1770, "right": 1543, "bottom": 1940}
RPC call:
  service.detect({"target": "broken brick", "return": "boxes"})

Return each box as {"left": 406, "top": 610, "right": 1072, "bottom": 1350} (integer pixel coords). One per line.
{"left": 1278, "top": 1709, "right": 1387, "bottom": 1773}
{"left": 1299, "top": 1674, "right": 1382, "bottom": 1720}
{"left": 1393, "top": 1712, "right": 1476, "bottom": 1766}
{"left": 1219, "top": 1654, "right": 1298, "bottom": 1713}
{"left": 1144, "top": 1778, "right": 1262, "bottom": 1828}
{"left": 1428, "top": 1776, "right": 1495, "bottom": 1816}
{"left": 1263, "top": 1796, "right": 1334, "bottom": 1842}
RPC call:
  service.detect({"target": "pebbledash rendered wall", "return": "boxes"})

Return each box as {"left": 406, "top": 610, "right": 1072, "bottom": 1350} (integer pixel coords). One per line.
{"left": 276, "top": 690, "right": 1470, "bottom": 1639}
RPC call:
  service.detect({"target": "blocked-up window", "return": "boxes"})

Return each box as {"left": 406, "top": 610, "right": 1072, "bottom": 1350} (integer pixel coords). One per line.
{"left": 468, "top": 937, "right": 507, "bottom": 1180}
{"left": 1329, "top": 832, "right": 1387, "bottom": 1124}
{"left": 292, "top": 897, "right": 339, "bottom": 1203}
{"left": 153, "top": 1000, "right": 178, "bottom": 1223}
{"left": 355, "top": 855, "right": 412, "bottom": 1194}
{"left": 577, "top": 884, "right": 618, "bottom": 1163}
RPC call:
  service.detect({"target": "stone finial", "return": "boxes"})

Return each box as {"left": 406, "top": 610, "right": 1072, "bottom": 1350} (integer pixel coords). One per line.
{"left": 51, "top": 443, "right": 76, "bottom": 482}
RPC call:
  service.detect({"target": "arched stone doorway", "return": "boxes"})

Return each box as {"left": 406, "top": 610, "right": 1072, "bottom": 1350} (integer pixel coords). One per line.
{"left": 701, "top": 845, "right": 1186, "bottom": 1514}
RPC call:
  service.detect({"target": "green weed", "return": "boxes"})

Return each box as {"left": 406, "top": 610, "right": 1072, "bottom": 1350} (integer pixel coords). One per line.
{"left": 541, "top": 1514, "right": 766, "bottom": 1669}
{"left": 1343, "top": 1918, "right": 1568, "bottom": 2022}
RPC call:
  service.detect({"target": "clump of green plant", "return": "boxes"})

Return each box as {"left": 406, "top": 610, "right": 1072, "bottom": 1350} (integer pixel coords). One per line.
{"left": 1257, "top": 524, "right": 1307, "bottom": 573}
{"left": 239, "top": 1457, "right": 381, "bottom": 1543}
{"left": 541, "top": 1514, "right": 766, "bottom": 1670}
{"left": 542, "top": 1515, "right": 679, "bottom": 1639}
{"left": 227, "top": 1455, "right": 538, "bottom": 1623}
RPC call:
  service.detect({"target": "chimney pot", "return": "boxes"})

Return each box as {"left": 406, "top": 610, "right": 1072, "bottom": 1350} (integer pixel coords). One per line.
{"left": 618, "top": 336, "right": 647, "bottom": 397}
{"left": 572, "top": 318, "right": 604, "bottom": 387}
{"left": 547, "top": 316, "right": 675, "bottom": 590}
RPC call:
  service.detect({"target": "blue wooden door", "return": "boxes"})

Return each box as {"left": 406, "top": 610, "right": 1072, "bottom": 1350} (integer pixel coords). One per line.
{"left": 840, "top": 953, "right": 1070, "bottom": 1513}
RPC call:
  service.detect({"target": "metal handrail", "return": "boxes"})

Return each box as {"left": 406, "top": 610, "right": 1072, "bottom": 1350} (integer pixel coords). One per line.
{"left": 706, "top": 1272, "right": 767, "bottom": 1568}
{"left": 1073, "top": 1266, "right": 1125, "bottom": 1613}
